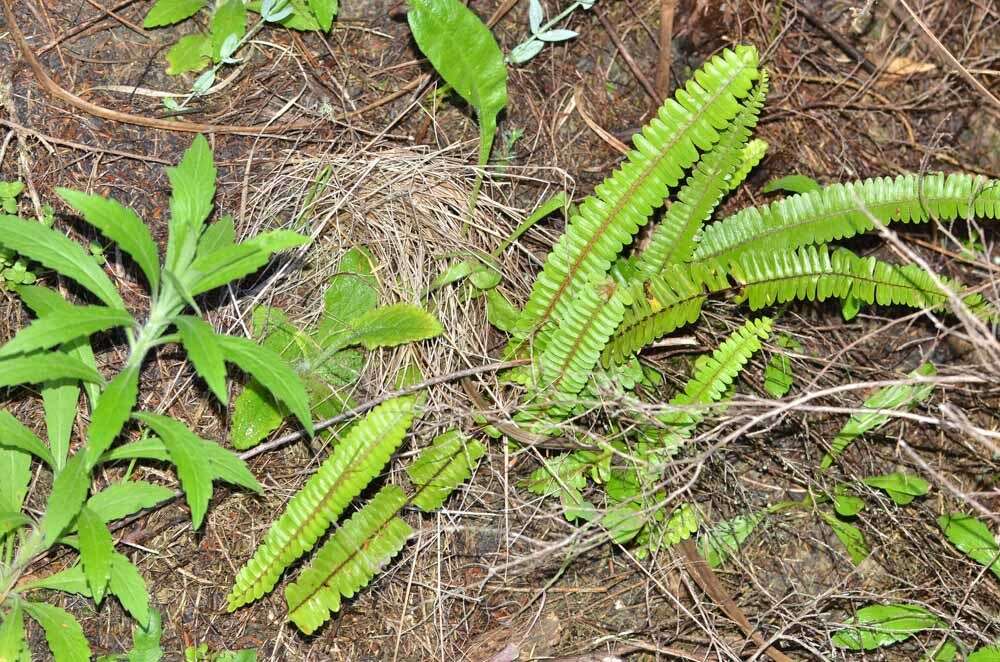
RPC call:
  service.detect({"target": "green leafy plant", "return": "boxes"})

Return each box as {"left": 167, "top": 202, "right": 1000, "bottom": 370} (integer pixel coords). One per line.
{"left": 144, "top": 0, "right": 337, "bottom": 100}
{"left": 509, "top": 0, "right": 597, "bottom": 65}
{"left": 0, "top": 180, "right": 36, "bottom": 289}
{"left": 230, "top": 246, "right": 442, "bottom": 450}
{"left": 937, "top": 513, "right": 1000, "bottom": 579}
{"left": 467, "top": 41, "right": 996, "bottom": 575}
{"left": 832, "top": 603, "right": 941, "bottom": 651}
{"left": 0, "top": 135, "right": 311, "bottom": 659}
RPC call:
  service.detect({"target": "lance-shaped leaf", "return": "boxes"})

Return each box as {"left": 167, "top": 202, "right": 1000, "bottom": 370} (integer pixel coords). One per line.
{"left": 109, "top": 552, "right": 151, "bottom": 627}
{"left": 333, "top": 303, "right": 443, "bottom": 352}
{"left": 83, "top": 366, "right": 140, "bottom": 469}
{"left": 0, "top": 305, "right": 133, "bottom": 358}
{"left": 0, "top": 214, "right": 125, "bottom": 309}
{"left": 175, "top": 315, "right": 228, "bottom": 404}
{"left": 0, "top": 352, "right": 103, "bottom": 389}
{"left": 186, "top": 230, "right": 308, "bottom": 295}
{"left": 85, "top": 481, "right": 175, "bottom": 524}
{"left": 285, "top": 485, "right": 412, "bottom": 634}
{"left": 133, "top": 414, "right": 212, "bottom": 529}
{"left": 0, "top": 410, "right": 55, "bottom": 468}
{"left": 0, "top": 602, "right": 26, "bottom": 662}
{"left": 77, "top": 506, "right": 114, "bottom": 604}
{"left": 40, "top": 453, "right": 91, "bottom": 547}
{"left": 407, "top": 430, "right": 485, "bottom": 511}
{"left": 24, "top": 601, "right": 92, "bottom": 662}
{"left": 832, "top": 603, "right": 939, "bottom": 650}
{"left": 165, "top": 135, "right": 217, "bottom": 272}
{"left": 227, "top": 396, "right": 416, "bottom": 610}
{"left": 937, "top": 513, "right": 1000, "bottom": 579}
{"left": 56, "top": 188, "right": 161, "bottom": 290}
{"left": 0, "top": 449, "right": 32, "bottom": 516}
{"left": 21, "top": 564, "right": 92, "bottom": 597}
{"left": 0, "top": 512, "right": 29, "bottom": 538}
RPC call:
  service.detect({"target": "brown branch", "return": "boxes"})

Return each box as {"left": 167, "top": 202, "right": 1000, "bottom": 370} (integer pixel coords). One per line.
{"left": 654, "top": 0, "right": 676, "bottom": 103}
{"left": 595, "top": 9, "right": 658, "bottom": 103}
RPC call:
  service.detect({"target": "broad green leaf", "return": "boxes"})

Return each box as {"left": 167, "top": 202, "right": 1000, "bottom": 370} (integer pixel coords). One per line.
{"left": 40, "top": 454, "right": 91, "bottom": 547}
{"left": 0, "top": 214, "right": 124, "bottom": 309}
{"left": 307, "top": 0, "right": 337, "bottom": 31}
{"left": 85, "top": 481, "right": 175, "bottom": 523}
{"left": 0, "top": 511, "right": 29, "bottom": 538}
{"left": 833, "top": 493, "right": 865, "bottom": 517}
{"left": 83, "top": 366, "right": 140, "bottom": 469}
{"left": 0, "top": 352, "right": 103, "bottom": 389}
{"left": 485, "top": 289, "right": 519, "bottom": 333}
{"left": 134, "top": 414, "right": 215, "bottom": 529}
{"left": 197, "top": 215, "right": 235, "bottom": 256}
{"left": 109, "top": 552, "right": 150, "bottom": 627}
{"left": 42, "top": 378, "right": 78, "bottom": 472}
{"left": 820, "top": 511, "right": 869, "bottom": 565}
{"left": 0, "top": 602, "right": 26, "bottom": 662}
{"left": 968, "top": 645, "right": 1000, "bottom": 662}
{"left": 0, "top": 305, "right": 133, "bottom": 358}
{"left": 199, "top": 442, "right": 262, "bottom": 493}
{"left": 144, "top": 0, "right": 206, "bottom": 27}
{"left": 937, "top": 513, "right": 1000, "bottom": 578}
{"left": 0, "top": 410, "right": 55, "bottom": 468}
{"left": 821, "top": 362, "right": 937, "bottom": 470}
{"left": 77, "top": 506, "right": 114, "bottom": 604}
{"left": 763, "top": 334, "right": 800, "bottom": 398}
{"left": 864, "top": 472, "right": 929, "bottom": 505}
{"left": 407, "top": 0, "right": 508, "bottom": 167}
{"left": 343, "top": 303, "right": 443, "bottom": 350}
{"left": 697, "top": 511, "right": 767, "bottom": 568}
{"left": 127, "top": 609, "right": 164, "bottom": 662}
{"left": 166, "top": 33, "right": 212, "bottom": 75}
{"left": 211, "top": 0, "right": 247, "bottom": 61}
{"left": 21, "top": 564, "right": 92, "bottom": 597}
{"left": 166, "top": 135, "right": 216, "bottom": 273}
{"left": 832, "top": 603, "right": 939, "bottom": 650}
{"left": 924, "top": 640, "right": 958, "bottom": 662}
{"left": 185, "top": 230, "right": 309, "bottom": 295}
{"left": 175, "top": 316, "right": 228, "bottom": 404}
{"left": 0, "top": 450, "right": 31, "bottom": 514}
{"left": 229, "top": 380, "right": 286, "bottom": 451}
{"left": 24, "top": 601, "right": 92, "bottom": 661}
{"left": 762, "top": 173, "right": 821, "bottom": 194}
{"left": 216, "top": 334, "right": 313, "bottom": 435}
{"left": 56, "top": 189, "right": 161, "bottom": 290}
{"left": 100, "top": 437, "right": 171, "bottom": 464}
{"left": 315, "top": 247, "right": 378, "bottom": 346}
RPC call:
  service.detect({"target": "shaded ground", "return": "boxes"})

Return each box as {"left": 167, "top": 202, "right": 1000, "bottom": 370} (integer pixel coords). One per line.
{"left": 1, "top": 0, "right": 999, "bottom": 660}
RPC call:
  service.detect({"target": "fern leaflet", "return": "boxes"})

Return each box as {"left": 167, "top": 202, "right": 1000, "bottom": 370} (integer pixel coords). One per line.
{"left": 226, "top": 396, "right": 416, "bottom": 611}
{"left": 407, "top": 430, "right": 485, "bottom": 512}
{"left": 636, "top": 75, "right": 768, "bottom": 276}
{"left": 514, "top": 46, "right": 761, "bottom": 337}
{"left": 693, "top": 173, "right": 1000, "bottom": 264}
{"left": 728, "top": 138, "right": 768, "bottom": 193}
{"left": 284, "top": 485, "right": 412, "bottom": 634}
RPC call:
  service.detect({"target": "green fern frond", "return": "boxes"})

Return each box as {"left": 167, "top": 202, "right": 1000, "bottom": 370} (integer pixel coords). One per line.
{"left": 601, "top": 261, "right": 729, "bottom": 367}
{"left": 284, "top": 486, "right": 412, "bottom": 634}
{"left": 730, "top": 244, "right": 989, "bottom": 315}
{"left": 227, "top": 396, "right": 416, "bottom": 611}
{"left": 657, "top": 316, "right": 773, "bottom": 433}
{"left": 407, "top": 430, "right": 485, "bottom": 512}
{"left": 514, "top": 46, "right": 761, "bottom": 337}
{"left": 540, "top": 282, "right": 627, "bottom": 396}
{"left": 636, "top": 75, "right": 769, "bottom": 277}
{"left": 693, "top": 173, "right": 1000, "bottom": 264}
{"left": 728, "top": 138, "right": 768, "bottom": 193}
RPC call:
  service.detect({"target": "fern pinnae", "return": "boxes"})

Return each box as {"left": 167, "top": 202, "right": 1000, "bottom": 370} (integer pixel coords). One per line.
{"left": 514, "top": 46, "right": 761, "bottom": 338}
{"left": 284, "top": 485, "right": 412, "bottom": 634}
{"left": 728, "top": 138, "right": 768, "bottom": 193}
{"left": 692, "top": 173, "right": 1000, "bottom": 264}
{"left": 540, "top": 281, "right": 627, "bottom": 396}
{"left": 226, "top": 396, "right": 416, "bottom": 611}
{"left": 635, "top": 74, "right": 769, "bottom": 277}
{"left": 407, "top": 430, "right": 486, "bottom": 512}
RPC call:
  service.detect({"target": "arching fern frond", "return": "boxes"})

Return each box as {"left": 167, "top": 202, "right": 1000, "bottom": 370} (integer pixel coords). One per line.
{"left": 601, "top": 261, "right": 729, "bottom": 367}
{"left": 730, "top": 244, "right": 990, "bottom": 315}
{"left": 514, "top": 46, "right": 761, "bottom": 338}
{"left": 693, "top": 173, "right": 1000, "bottom": 264}
{"left": 540, "top": 282, "right": 626, "bottom": 396}
{"left": 407, "top": 430, "right": 486, "bottom": 512}
{"left": 636, "top": 74, "right": 769, "bottom": 277}
{"left": 728, "top": 138, "right": 768, "bottom": 193}
{"left": 284, "top": 486, "right": 412, "bottom": 634}
{"left": 227, "top": 396, "right": 416, "bottom": 611}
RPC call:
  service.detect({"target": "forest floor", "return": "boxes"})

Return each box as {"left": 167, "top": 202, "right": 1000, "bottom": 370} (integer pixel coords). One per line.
{"left": 1, "top": 0, "right": 999, "bottom": 660}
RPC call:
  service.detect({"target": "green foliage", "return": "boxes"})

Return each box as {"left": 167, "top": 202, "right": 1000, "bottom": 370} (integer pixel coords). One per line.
{"left": 832, "top": 603, "right": 940, "bottom": 651}
{"left": 763, "top": 333, "right": 801, "bottom": 398}
{"left": 407, "top": 0, "right": 508, "bottom": 170}
{"left": 821, "top": 362, "right": 937, "bottom": 470}
{"left": 937, "top": 513, "right": 1000, "bottom": 579}
{"left": 864, "top": 472, "right": 930, "bottom": 505}
{"left": 407, "top": 430, "right": 485, "bottom": 511}
{"left": 0, "top": 136, "right": 308, "bottom": 658}
{"left": 697, "top": 510, "right": 767, "bottom": 568}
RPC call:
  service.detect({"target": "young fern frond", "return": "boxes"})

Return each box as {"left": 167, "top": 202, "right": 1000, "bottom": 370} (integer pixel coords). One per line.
{"left": 730, "top": 244, "right": 990, "bottom": 315}
{"left": 406, "top": 430, "right": 486, "bottom": 512}
{"left": 692, "top": 173, "right": 1000, "bottom": 264}
{"left": 728, "top": 138, "right": 768, "bottom": 193}
{"left": 514, "top": 46, "right": 761, "bottom": 338}
{"left": 284, "top": 486, "right": 412, "bottom": 634}
{"left": 226, "top": 396, "right": 416, "bottom": 611}
{"left": 635, "top": 75, "right": 769, "bottom": 277}
{"left": 540, "top": 281, "right": 626, "bottom": 396}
